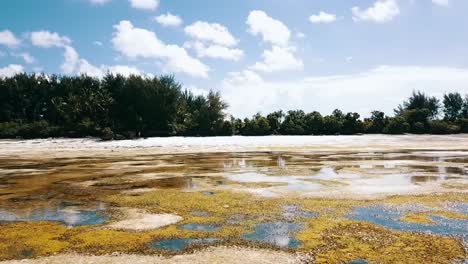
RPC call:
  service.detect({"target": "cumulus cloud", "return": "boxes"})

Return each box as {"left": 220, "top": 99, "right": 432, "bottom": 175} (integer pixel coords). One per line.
{"left": 60, "top": 45, "right": 144, "bottom": 78}
{"left": 246, "top": 11, "right": 302, "bottom": 74}
{"left": 0, "top": 64, "right": 24, "bottom": 78}
{"left": 112, "top": 20, "right": 209, "bottom": 78}
{"left": 31, "top": 31, "right": 71, "bottom": 48}
{"left": 221, "top": 66, "right": 468, "bottom": 118}
{"left": 0, "top": 30, "right": 21, "bottom": 48}
{"left": 155, "top": 13, "right": 183, "bottom": 27}
{"left": 185, "top": 21, "right": 238, "bottom": 47}
{"left": 250, "top": 46, "right": 303, "bottom": 73}
{"left": 129, "top": 0, "right": 158, "bottom": 10}
{"left": 187, "top": 42, "right": 243, "bottom": 61}
{"left": 93, "top": 41, "right": 103, "bottom": 46}
{"left": 309, "top": 11, "right": 337, "bottom": 24}
{"left": 352, "top": 0, "right": 400, "bottom": 23}
{"left": 12, "top": 52, "right": 35, "bottom": 64}
{"left": 246, "top": 10, "right": 291, "bottom": 47}
{"left": 432, "top": 0, "right": 449, "bottom": 6}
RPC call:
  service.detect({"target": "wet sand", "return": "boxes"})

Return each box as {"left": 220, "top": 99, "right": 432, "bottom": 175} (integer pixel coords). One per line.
{"left": 0, "top": 135, "right": 467, "bottom": 263}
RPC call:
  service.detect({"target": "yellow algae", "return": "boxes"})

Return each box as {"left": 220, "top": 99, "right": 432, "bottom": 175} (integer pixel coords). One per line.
{"left": 302, "top": 221, "right": 466, "bottom": 264}
{"left": 400, "top": 213, "right": 436, "bottom": 224}
{"left": 106, "top": 190, "right": 283, "bottom": 218}
{"left": 0, "top": 222, "right": 69, "bottom": 260}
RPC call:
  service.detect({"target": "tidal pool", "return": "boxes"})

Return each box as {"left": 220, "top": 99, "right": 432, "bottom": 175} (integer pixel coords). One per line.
{"left": 0, "top": 136, "right": 467, "bottom": 262}
{"left": 243, "top": 222, "right": 303, "bottom": 248}
{"left": 178, "top": 223, "right": 220, "bottom": 231}
{"left": 0, "top": 202, "right": 107, "bottom": 227}
{"left": 151, "top": 238, "right": 222, "bottom": 252}
{"left": 347, "top": 205, "right": 468, "bottom": 237}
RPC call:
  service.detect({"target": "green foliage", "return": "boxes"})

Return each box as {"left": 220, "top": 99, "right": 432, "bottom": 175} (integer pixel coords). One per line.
{"left": 443, "top": 92, "right": 464, "bottom": 121}
{"left": 395, "top": 91, "right": 440, "bottom": 119}
{"left": 0, "top": 74, "right": 466, "bottom": 138}
{"left": 383, "top": 117, "right": 410, "bottom": 134}
{"left": 0, "top": 74, "right": 227, "bottom": 139}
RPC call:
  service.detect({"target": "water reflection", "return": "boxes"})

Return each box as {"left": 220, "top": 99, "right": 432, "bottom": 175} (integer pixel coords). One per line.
{"left": 178, "top": 223, "right": 220, "bottom": 231}
{"left": 151, "top": 238, "right": 221, "bottom": 252}
{"left": 243, "top": 222, "right": 303, "bottom": 248}
{"left": 347, "top": 205, "right": 468, "bottom": 237}
{"left": 0, "top": 202, "right": 108, "bottom": 227}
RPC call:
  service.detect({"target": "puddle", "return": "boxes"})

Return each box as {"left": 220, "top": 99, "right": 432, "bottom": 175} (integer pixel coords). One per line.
{"left": 0, "top": 203, "right": 108, "bottom": 227}
{"left": 243, "top": 222, "right": 303, "bottom": 248}
{"left": 347, "top": 260, "right": 369, "bottom": 264}
{"left": 202, "top": 191, "right": 216, "bottom": 196}
{"left": 282, "top": 204, "right": 318, "bottom": 219}
{"left": 226, "top": 173, "right": 322, "bottom": 192}
{"left": 179, "top": 223, "right": 220, "bottom": 231}
{"left": 151, "top": 238, "right": 221, "bottom": 252}
{"left": 191, "top": 211, "right": 210, "bottom": 217}
{"left": 347, "top": 205, "right": 468, "bottom": 237}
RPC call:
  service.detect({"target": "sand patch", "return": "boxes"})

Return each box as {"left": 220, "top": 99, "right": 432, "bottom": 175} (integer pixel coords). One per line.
{"left": 108, "top": 209, "right": 183, "bottom": 231}
{"left": 0, "top": 247, "right": 305, "bottom": 264}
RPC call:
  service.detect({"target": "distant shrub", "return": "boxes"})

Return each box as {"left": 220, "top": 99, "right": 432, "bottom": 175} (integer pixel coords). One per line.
{"left": 0, "top": 122, "right": 20, "bottom": 138}
{"left": 429, "top": 120, "right": 460, "bottom": 134}
{"left": 383, "top": 117, "right": 410, "bottom": 134}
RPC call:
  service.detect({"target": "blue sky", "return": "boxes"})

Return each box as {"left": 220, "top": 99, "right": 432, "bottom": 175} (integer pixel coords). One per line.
{"left": 1, "top": 0, "right": 468, "bottom": 117}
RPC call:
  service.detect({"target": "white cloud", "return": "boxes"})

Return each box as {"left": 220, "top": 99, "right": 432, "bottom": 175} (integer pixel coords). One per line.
{"left": 246, "top": 11, "right": 301, "bottom": 74}
{"left": 129, "top": 0, "right": 158, "bottom": 10}
{"left": 31, "top": 31, "right": 71, "bottom": 48}
{"left": 155, "top": 13, "right": 183, "bottom": 27}
{"left": 250, "top": 46, "right": 303, "bottom": 73}
{"left": 309, "top": 11, "right": 337, "bottom": 24}
{"left": 93, "top": 41, "right": 103, "bottom": 46}
{"left": 352, "top": 0, "right": 400, "bottom": 23}
{"left": 432, "top": 0, "right": 449, "bottom": 6}
{"left": 61, "top": 46, "right": 80, "bottom": 74}
{"left": 60, "top": 45, "right": 144, "bottom": 78}
{"left": 246, "top": 10, "right": 291, "bottom": 47}
{"left": 12, "top": 52, "right": 35, "bottom": 64}
{"left": 88, "top": 0, "right": 111, "bottom": 5}
{"left": 112, "top": 20, "right": 209, "bottom": 78}
{"left": 186, "top": 41, "right": 243, "bottom": 61}
{"left": 185, "top": 85, "right": 209, "bottom": 97}
{"left": 221, "top": 66, "right": 468, "bottom": 118}
{"left": 185, "top": 21, "right": 238, "bottom": 47}
{"left": 0, "top": 30, "right": 21, "bottom": 48}
{"left": 0, "top": 64, "right": 24, "bottom": 78}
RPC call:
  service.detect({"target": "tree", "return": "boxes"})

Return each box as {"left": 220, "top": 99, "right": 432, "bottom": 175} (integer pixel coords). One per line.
{"left": 383, "top": 117, "right": 410, "bottom": 134}
{"left": 266, "top": 111, "right": 284, "bottom": 135}
{"left": 366, "top": 111, "right": 386, "bottom": 134}
{"left": 395, "top": 91, "right": 440, "bottom": 119}
{"left": 280, "top": 110, "right": 306, "bottom": 135}
{"left": 462, "top": 95, "right": 468, "bottom": 119}
{"left": 443, "top": 92, "right": 464, "bottom": 121}
{"left": 304, "top": 111, "right": 323, "bottom": 135}
{"left": 342, "top": 112, "right": 364, "bottom": 135}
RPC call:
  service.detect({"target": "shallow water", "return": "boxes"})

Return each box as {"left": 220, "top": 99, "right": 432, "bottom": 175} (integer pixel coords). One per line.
{"left": 0, "top": 202, "right": 107, "bottom": 227}
{"left": 243, "top": 222, "right": 303, "bottom": 248}
{"left": 347, "top": 205, "right": 468, "bottom": 237}
{"left": 151, "top": 238, "right": 221, "bottom": 252}
{"left": 178, "top": 223, "right": 220, "bottom": 231}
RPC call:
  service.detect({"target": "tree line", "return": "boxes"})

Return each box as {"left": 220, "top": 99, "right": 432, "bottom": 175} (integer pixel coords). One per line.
{"left": 0, "top": 73, "right": 467, "bottom": 139}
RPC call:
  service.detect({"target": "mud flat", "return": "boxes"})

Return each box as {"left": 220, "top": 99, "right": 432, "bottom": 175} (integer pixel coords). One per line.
{"left": 0, "top": 135, "right": 467, "bottom": 263}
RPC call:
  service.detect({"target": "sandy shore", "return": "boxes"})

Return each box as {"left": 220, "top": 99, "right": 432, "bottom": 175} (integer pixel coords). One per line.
{"left": 0, "top": 247, "right": 306, "bottom": 264}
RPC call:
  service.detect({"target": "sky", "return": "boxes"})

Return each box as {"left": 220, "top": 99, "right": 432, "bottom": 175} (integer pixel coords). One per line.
{"left": 1, "top": 0, "right": 468, "bottom": 117}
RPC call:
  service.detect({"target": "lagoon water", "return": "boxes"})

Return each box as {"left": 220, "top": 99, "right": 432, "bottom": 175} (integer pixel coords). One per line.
{"left": 0, "top": 135, "right": 467, "bottom": 262}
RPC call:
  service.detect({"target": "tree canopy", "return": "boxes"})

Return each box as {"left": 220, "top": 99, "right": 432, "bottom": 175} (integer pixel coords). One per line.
{"left": 0, "top": 73, "right": 467, "bottom": 139}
